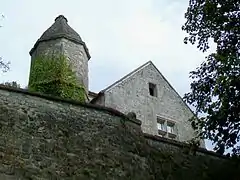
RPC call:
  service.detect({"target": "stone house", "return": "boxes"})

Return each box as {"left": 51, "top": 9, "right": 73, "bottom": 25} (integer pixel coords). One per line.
{"left": 90, "top": 61, "right": 202, "bottom": 144}
{"left": 29, "top": 15, "right": 205, "bottom": 147}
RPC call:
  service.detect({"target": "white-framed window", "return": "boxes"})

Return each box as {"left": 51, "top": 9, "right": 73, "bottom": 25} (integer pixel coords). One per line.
{"left": 156, "top": 116, "right": 167, "bottom": 136}
{"left": 167, "top": 124, "right": 174, "bottom": 134}
{"left": 157, "top": 121, "right": 165, "bottom": 131}
{"left": 156, "top": 115, "right": 177, "bottom": 139}
{"left": 167, "top": 121, "right": 177, "bottom": 139}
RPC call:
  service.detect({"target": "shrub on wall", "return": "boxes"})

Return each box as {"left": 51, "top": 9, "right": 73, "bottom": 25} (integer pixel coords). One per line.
{"left": 28, "top": 54, "right": 85, "bottom": 102}
{"left": 1, "top": 81, "right": 21, "bottom": 88}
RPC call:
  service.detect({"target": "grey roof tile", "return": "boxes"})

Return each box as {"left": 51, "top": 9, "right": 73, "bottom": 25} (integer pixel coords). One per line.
{"left": 30, "top": 15, "right": 90, "bottom": 59}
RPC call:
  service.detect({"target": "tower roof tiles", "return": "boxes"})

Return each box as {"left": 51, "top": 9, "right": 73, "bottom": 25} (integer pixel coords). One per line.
{"left": 30, "top": 15, "right": 90, "bottom": 59}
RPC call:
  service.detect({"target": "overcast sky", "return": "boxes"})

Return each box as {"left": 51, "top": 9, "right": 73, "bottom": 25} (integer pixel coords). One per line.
{"left": 1, "top": 0, "right": 216, "bottom": 150}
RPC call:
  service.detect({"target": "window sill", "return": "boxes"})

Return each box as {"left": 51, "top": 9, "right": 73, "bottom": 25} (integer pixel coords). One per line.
{"left": 158, "top": 129, "right": 167, "bottom": 136}
{"left": 168, "top": 132, "right": 177, "bottom": 139}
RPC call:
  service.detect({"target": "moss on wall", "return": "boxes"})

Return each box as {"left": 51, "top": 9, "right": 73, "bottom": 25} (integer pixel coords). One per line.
{"left": 28, "top": 54, "right": 85, "bottom": 102}
{"left": 0, "top": 88, "right": 240, "bottom": 179}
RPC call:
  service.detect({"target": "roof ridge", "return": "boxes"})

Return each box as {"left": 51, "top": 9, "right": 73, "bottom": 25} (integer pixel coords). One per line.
{"left": 55, "top": 15, "right": 68, "bottom": 22}
{"left": 101, "top": 61, "right": 152, "bottom": 92}
{"left": 29, "top": 15, "right": 91, "bottom": 59}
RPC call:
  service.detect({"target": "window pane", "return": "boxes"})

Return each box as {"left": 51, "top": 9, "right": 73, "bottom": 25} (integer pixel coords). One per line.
{"left": 167, "top": 125, "right": 174, "bottom": 133}
{"left": 157, "top": 122, "right": 165, "bottom": 131}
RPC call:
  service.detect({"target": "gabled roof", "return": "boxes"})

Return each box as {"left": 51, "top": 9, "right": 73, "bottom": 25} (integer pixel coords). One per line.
{"left": 90, "top": 61, "right": 195, "bottom": 116}
{"left": 90, "top": 61, "right": 154, "bottom": 104}
{"left": 30, "top": 15, "right": 90, "bottom": 59}
{"left": 101, "top": 61, "right": 152, "bottom": 93}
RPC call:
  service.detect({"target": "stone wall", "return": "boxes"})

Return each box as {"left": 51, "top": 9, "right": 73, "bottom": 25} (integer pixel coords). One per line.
{"left": 0, "top": 86, "right": 234, "bottom": 180}
{"left": 144, "top": 133, "right": 225, "bottom": 159}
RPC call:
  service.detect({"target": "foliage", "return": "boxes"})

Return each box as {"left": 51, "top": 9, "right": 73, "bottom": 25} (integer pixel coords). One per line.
{"left": 182, "top": 0, "right": 240, "bottom": 154}
{"left": 0, "top": 57, "right": 10, "bottom": 73}
{"left": 28, "top": 54, "right": 86, "bottom": 102}
{"left": 1, "top": 81, "right": 20, "bottom": 88}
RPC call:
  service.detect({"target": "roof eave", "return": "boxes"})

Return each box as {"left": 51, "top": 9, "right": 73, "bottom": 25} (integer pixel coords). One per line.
{"left": 100, "top": 61, "right": 152, "bottom": 93}
{"left": 89, "top": 91, "right": 104, "bottom": 104}
{"left": 29, "top": 36, "right": 91, "bottom": 60}
{"left": 88, "top": 91, "right": 98, "bottom": 97}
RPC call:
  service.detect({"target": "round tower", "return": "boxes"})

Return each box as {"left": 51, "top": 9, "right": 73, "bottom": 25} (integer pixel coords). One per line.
{"left": 29, "top": 15, "right": 90, "bottom": 99}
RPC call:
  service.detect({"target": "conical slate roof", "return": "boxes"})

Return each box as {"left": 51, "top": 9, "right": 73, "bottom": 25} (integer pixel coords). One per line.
{"left": 30, "top": 15, "right": 90, "bottom": 59}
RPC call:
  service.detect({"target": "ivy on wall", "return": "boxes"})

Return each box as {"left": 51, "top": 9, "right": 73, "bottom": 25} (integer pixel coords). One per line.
{"left": 28, "top": 54, "right": 85, "bottom": 102}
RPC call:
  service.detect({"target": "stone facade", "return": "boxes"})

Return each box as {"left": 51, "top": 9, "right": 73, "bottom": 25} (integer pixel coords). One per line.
{"left": 29, "top": 15, "right": 90, "bottom": 94}
{"left": 92, "top": 61, "right": 204, "bottom": 147}
{"left": 30, "top": 38, "right": 89, "bottom": 92}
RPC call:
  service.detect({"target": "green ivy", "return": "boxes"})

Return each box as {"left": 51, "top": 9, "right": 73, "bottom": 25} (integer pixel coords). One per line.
{"left": 28, "top": 54, "right": 86, "bottom": 102}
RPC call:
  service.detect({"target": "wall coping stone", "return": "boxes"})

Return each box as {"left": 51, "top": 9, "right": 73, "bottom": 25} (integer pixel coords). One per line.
{"left": 0, "top": 85, "right": 141, "bottom": 126}
{"left": 144, "top": 133, "right": 228, "bottom": 159}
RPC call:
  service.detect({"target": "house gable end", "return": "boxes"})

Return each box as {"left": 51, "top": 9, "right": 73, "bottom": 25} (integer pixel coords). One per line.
{"left": 91, "top": 61, "right": 195, "bottom": 118}
{"left": 90, "top": 60, "right": 201, "bottom": 144}
{"left": 148, "top": 62, "right": 196, "bottom": 118}
{"left": 102, "top": 61, "right": 194, "bottom": 115}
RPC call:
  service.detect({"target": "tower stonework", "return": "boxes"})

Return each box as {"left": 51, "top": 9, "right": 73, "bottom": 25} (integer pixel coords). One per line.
{"left": 29, "top": 15, "right": 91, "bottom": 95}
